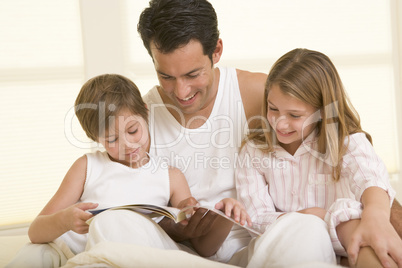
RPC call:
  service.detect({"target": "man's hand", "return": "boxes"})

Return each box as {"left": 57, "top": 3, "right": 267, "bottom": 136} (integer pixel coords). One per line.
{"left": 158, "top": 208, "right": 220, "bottom": 242}
{"left": 158, "top": 197, "right": 220, "bottom": 242}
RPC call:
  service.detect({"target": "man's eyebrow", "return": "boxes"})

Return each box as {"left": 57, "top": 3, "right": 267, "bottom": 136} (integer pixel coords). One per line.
{"left": 156, "top": 70, "right": 171, "bottom": 77}
{"left": 185, "top": 68, "right": 202, "bottom": 75}
{"left": 157, "top": 68, "right": 202, "bottom": 77}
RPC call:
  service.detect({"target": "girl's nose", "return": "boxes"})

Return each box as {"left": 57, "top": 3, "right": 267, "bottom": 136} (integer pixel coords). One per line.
{"left": 273, "top": 115, "right": 289, "bottom": 130}
{"left": 121, "top": 135, "right": 137, "bottom": 149}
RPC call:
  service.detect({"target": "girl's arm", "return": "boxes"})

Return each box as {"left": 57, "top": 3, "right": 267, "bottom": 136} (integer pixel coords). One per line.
{"left": 341, "top": 134, "right": 402, "bottom": 266}
{"left": 168, "top": 167, "right": 250, "bottom": 257}
{"left": 168, "top": 166, "right": 192, "bottom": 208}
{"left": 346, "top": 187, "right": 402, "bottom": 267}
{"left": 28, "top": 155, "right": 98, "bottom": 243}
{"left": 236, "top": 144, "right": 283, "bottom": 233}
{"left": 160, "top": 167, "right": 208, "bottom": 243}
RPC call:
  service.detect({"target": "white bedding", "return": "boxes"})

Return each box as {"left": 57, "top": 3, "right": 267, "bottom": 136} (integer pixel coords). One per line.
{"left": 63, "top": 241, "right": 237, "bottom": 268}
{"left": 0, "top": 235, "right": 30, "bottom": 267}
{"left": 0, "top": 234, "right": 236, "bottom": 268}
{"left": 62, "top": 241, "right": 340, "bottom": 268}
{"left": 1, "top": 234, "right": 340, "bottom": 268}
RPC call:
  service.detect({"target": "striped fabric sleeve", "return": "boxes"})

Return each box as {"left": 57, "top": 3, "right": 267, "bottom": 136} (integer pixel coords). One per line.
{"left": 324, "top": 198, "right": 363, "bottom": 256}
{"left": 235, "top": 143, "right": 283, "bottom": 234}
{"left": 341, "top": 133, "right": 396, "bottom": 206}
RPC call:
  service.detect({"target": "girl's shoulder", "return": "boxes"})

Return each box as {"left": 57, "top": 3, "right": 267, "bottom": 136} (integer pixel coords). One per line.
{"left": 240, "top": 141, "right": 272, "bottom": 158}
{"left": 342, "top": 132, "right": 377, "bottom": 161}
{"left": 85, "top": 150, "right": 110, "bottom": 165}
{"left": 344, "top": 132, "right": 373, "bottom": 149}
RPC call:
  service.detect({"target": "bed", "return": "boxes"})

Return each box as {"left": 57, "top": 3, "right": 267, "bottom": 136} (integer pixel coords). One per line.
{"left": 0, "top": 231, "right": 237, "bottom": 267}
{"left": 0, "top": 228, "right": 340, "bottom": 267}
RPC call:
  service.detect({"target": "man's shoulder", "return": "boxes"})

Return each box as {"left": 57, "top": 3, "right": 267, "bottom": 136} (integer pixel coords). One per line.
{"left": 236, "top": 69, "right": 267, "bottom": 89}
{"left": 235, "top": 69, "right": 267, "bottom": 124}
{"left": 142, "top": 85, "right": 159, "bottom": 105}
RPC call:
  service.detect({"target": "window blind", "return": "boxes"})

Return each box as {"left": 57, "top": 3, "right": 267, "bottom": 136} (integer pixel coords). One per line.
{"left": 122, "top": 0, "right": 399, "bottom": 173}
{"left": 0, "top": 0, "right": 400, "bottom": 227}
{"left": 0, "top": 0, "right": 87, "bottom": 226}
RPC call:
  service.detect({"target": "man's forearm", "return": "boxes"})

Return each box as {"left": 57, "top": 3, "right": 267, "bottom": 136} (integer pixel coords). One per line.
{"left": 390, "top": 199, "right": 402, "bottom": 239}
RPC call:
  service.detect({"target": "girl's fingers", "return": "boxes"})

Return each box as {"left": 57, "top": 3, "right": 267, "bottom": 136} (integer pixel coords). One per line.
{"left": 214, "top": 200, "right": 224, "bottom": 211}
{"left": 225, "top": 201, "right": 234, "bottom": 218}
{"left": 246, "top": 214, "right": 252, "bottom": 227}
{"left": 76, "top": 202, "right": 99, "bottom": 211}
{"left": 371, "top": 244, "right": 392, "bottom": 268}
{"left": 347, "top": 240, "right": 360, "bottom": 267}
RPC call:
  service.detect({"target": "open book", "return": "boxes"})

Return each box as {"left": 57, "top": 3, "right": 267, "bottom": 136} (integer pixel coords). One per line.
{"left": 88, "top": 204, "right": 261, "bottom": 236}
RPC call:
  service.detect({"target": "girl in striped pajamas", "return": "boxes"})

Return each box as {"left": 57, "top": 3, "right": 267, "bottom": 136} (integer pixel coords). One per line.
{"left": 236, "top": 48, "right": 402, "bottom": 268}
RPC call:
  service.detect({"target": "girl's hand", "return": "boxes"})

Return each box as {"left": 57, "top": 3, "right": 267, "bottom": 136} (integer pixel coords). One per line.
{"left": 215, "top": 198, "right": 252, "bottom": 227}
{"left": 348, "top": 210, "right": 402, "bottom": 268}
{"left": 62, "top": 202, "right": 98, "bottom": 234}
{"left": 176, "top": 197, "right": 199, "bottom": 209}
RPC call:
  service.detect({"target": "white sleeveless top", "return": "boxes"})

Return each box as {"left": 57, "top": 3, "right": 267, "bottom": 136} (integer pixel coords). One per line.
{"left": 60, "top": 151, "right": 170, "bottom": 254}
{"left": 144, "top": 67, "right": 248, "bottom": 207}
{"left": 81, "top": 151, "right": 170, "bottom": 208}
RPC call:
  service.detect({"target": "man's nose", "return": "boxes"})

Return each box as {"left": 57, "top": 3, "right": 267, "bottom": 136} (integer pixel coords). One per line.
{"left": 174, "top": 79, "right": 191, "bottom": 99}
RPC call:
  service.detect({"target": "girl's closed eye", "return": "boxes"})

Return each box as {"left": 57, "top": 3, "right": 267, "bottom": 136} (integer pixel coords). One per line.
{"left": 108, "top": 137, "right": 118, "bottom": 143}
{"left": 128, "top": 129, "right": 138, "bottom": 134}
{"left": 268, "top": 106, "right": 278, "bottom": 112}
{"left": 290, "top": 114, "right": 301, "bottom": 119}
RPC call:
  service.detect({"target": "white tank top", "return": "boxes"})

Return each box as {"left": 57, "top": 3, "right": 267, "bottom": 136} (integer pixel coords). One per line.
{"left": 81, "top": 151, "right": 170, "bottom": 208}
{"left": 144, "top": 67, "right": 248, "bottom": 206}
{"left": 60, "top": 151, "right": 171, "bottom": 254}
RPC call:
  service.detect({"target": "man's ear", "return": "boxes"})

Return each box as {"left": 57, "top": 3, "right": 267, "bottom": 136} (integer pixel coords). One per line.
{"left": 212, "top": 39, "right": 223, "bottom": 65}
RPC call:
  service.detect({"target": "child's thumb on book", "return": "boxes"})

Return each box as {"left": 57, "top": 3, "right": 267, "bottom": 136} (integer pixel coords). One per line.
{"left": 77, "top": 202, "right": 99, "bottom": 211}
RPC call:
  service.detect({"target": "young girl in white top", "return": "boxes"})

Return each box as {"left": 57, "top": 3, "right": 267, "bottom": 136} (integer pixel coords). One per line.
{"left": 27, "top": 74, "right": 250, "bottom": 259}
{"left": 236, "top": 49, "right": 402, "bottom": 267}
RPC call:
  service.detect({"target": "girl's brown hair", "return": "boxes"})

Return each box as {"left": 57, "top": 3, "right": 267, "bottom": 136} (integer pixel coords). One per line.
{"left": 74, "top": 74, "right": 148, "bottom": 142}
{"left": 246, "top": 48, "right": 371, "bottom": 181}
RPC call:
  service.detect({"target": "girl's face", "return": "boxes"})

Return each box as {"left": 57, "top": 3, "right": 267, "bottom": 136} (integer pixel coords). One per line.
{"left": 98, "top": 108, "right": 150, "bottom": 168}
{"left": 267, "top": 84, "right": 318, "bottom": 155}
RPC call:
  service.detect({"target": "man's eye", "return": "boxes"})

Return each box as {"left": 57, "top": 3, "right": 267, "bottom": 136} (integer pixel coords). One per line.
{"left": 187, "top": 74, "right": 199, "bottom": 79}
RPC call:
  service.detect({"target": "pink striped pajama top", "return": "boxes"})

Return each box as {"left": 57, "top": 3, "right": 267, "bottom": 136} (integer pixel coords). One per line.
{"left": 235, "top": 132, "right": 395, "bottom": 255}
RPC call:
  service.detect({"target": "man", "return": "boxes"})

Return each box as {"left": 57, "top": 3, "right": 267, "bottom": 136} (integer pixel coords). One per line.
{"left": 138, "top": 0, "right": 338, "bottom": 266}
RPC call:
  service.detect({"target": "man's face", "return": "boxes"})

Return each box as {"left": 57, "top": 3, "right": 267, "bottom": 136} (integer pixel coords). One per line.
{"left": 150, "top": 39, "right": 219, "bottom": 118}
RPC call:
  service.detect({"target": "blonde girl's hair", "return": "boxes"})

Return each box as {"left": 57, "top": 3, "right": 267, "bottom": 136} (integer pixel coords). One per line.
{"left": 246, "top": 48, "right": 372, "bottom": 181}
{"left": 74, "top": 74, "right": 148, "bottom": 142}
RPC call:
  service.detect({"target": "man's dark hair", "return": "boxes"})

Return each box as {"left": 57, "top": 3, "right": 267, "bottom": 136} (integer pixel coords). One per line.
{"left": 137, "top": 0, "right": 220, "bottom": 61}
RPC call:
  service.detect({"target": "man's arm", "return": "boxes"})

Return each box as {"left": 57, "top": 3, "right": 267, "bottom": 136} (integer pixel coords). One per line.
{"left": 158, "top": 209, "right": 219, "bottom": 242}
{"left": 390, "top": 199, "right": 402, "bottom": 239}
{"left": 237, "top": 69, "right": 267, "bottom": 129}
